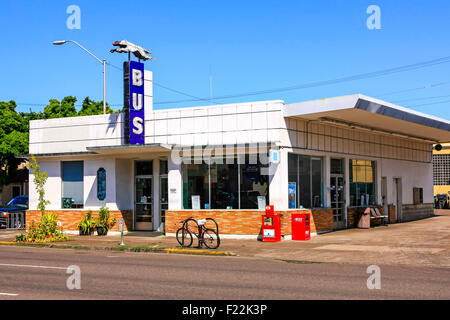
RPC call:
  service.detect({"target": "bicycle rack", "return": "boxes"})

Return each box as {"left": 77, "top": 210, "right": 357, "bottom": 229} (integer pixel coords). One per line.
{"left": 7, "top": 211, "right": 26, "bottom": 229}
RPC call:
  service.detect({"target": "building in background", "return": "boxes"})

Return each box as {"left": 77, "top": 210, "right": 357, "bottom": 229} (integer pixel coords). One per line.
{"left": 433, "top": 143, "right": 450, "bottom": 208}
{"left": 0, "top": 161, "right": 28, "bottom": 206}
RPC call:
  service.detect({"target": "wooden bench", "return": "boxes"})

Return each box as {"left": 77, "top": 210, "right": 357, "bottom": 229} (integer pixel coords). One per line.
{"left": 358, "top": 207, "right": 388, "bottom": 228}
{"left": 369, "top": 208, "right": 387, "bottom": 226}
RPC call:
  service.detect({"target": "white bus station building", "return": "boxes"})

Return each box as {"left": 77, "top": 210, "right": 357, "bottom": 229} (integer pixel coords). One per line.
{"left": 26, "top": 67, "right": 450, "bottom": 238}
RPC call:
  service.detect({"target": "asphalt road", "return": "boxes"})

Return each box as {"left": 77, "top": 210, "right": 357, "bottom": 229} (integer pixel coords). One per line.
{"left": 0, "top": 245, "right": 449, "bottom": 300}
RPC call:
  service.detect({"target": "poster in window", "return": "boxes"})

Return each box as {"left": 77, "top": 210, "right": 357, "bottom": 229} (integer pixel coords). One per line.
{"left": 288, "top": 182, "right": 296, "bottom": 209}
{"left": 192, "top": 195, "right": 200, "bottom": 210}
{"left": 257, "top": 196, "right": 266, "bottom": 209}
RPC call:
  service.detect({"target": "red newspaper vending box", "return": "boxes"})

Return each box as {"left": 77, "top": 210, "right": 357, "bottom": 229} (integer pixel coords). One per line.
{"left": 291, "top": 213, "right": 311, "bottom": 241}
{"left": 262, "top": 205, "right": 281, "bottom": 242}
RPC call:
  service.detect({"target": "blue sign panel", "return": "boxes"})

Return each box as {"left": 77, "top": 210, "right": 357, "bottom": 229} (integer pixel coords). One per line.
{"left": 129, "top": 61, "right": 145, "bottom": 144}
{"left": 288, "top": 182, "right": 296, "bottom": 209}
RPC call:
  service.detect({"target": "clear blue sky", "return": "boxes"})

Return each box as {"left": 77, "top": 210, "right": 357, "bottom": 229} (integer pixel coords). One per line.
{"left": 1, "top": 0, "right": 450, "bottom": 119}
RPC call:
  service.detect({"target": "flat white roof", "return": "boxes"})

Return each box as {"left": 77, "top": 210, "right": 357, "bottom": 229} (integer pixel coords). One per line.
{"left": 284, "top": 94, "right": 450, "bottom": 142}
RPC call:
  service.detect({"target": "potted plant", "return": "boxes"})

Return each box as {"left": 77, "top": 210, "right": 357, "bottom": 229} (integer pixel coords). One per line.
{"left": 77, "top": 210, "right": 95, "bottom": 235}
{"left": 95, "top": 206, "right": 116, "bottom": 236}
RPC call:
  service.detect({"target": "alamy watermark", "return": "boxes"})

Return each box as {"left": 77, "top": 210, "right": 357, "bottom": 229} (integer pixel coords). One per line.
{"left": 366, "top": 5, "right": 381, "bottom": 30}
{"left": 366, "top": 265, "right": 381, "bottom": 289}
{"left": 66, "top": 265, "right": 81, "bottom": 290}
{"left": 66, "top": 5, "right": 81, "bottom": 30}
{"left": 169, "top": 142, "right": 278, "bottom": 176}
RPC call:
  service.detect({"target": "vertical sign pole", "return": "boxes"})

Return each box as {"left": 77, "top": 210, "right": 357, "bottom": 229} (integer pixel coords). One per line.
{"left": 119, "top": 218, "right": 125, "bottom": 246}
{"left": 103, "top": 59, "right": 107, "bottom": 114}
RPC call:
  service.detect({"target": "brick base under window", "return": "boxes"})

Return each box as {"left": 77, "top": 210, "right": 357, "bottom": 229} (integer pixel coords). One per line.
{"left": 165, "top": 209, "right": 334, "bottom": 236}
{"left": 25, "top": 210, "right": 133, "bottom": 232}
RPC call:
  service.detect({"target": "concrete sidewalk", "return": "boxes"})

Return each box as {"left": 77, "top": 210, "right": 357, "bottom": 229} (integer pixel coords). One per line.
{"left": 2, "top": 210, "right": 449, "bottom": 268}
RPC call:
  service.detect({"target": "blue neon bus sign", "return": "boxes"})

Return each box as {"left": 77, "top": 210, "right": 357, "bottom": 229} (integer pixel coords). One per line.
{"left": 125, "top": 60, "right": 145, "bottom": 145}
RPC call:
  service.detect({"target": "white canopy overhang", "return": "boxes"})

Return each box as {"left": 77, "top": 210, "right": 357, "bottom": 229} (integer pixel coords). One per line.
{"left": 284, "top": 94, "right": 450, "bottom": 143}
{"left": 85, "top": 143, "right": 172, "bottom": 155}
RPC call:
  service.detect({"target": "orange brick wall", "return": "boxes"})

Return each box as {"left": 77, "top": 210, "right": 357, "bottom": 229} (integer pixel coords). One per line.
{"left": 25, "top": 210, "right": 133, "bottom": 232}
{"left": 310, "top": 208, "right": 334, "bottom": 233}
{"left": 165, "top": 208, "right": 333, "bottom": 236}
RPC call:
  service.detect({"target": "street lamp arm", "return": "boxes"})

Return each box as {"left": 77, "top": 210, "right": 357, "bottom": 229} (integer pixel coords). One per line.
{"left": 53, "top": 39, "right": 107, "bottom": 114}
{"left": 66, "top": 40, "right": 104, "bottom": 64}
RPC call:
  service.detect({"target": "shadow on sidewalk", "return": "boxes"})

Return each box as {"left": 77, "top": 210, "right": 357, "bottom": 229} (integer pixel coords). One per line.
{"left": 125, "top": 231, "right": 164, "bottom": 238}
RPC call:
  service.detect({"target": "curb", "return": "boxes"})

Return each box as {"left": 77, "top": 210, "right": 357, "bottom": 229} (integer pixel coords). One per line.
{"left": 0, "top": 241, "right": 235, "bottom": 256}
{"left": 0, "top": 241, "right": 15, "bottom": 245}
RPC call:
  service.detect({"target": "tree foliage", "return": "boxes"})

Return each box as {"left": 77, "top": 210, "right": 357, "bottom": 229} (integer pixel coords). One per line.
{"left": 0, "top": 96, "right": 119, "bottom": 187}
{"left": 78, "top": 97, "right": 115, "bottom": 116}
{"left": 29, "top": 155, "right": 49, "bottom": 216}
{"left": 0, "top": 101, "right": 29, "bottom": 185}
{"left": 44, "top": 96, "right": 78, "bottom": 119}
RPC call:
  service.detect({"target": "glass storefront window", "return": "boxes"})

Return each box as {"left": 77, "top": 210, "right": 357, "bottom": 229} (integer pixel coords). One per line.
{"left": 183, "top": 162, "right": 209, "bottom": 209}
{"left": 240, "top": 155, "right": 269, "bottom": 209}
{"left": 210, "top": 159, "right": 239, "bottom": 209}
{"left": 182, "top": 154, "right": 269, "bottom": 209}
{"left": 288, "top": 154, "right": 323, "bottom": 209}
{"left": 349, "top": 159, "right": 376, "bottom": 206}
{"left": 61, "top": 161, "right": 84, "bottom": 208}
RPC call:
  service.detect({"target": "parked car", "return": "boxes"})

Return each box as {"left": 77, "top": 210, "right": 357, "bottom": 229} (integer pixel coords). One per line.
{"left": 0, "top": 195, "right": 28, "bottom": 228}
{"left": 435, "top": 193, "right": 449, "bottom": 209}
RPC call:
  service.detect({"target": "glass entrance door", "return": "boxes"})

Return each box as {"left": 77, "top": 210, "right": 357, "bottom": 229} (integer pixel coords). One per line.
{"left": 135, "top": 177, "right": 153, "bottom": 230}
{"left": 330, "top": 175, "right": 345, "bottom": 229}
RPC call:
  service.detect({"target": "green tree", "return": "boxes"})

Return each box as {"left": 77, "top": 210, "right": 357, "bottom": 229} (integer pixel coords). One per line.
{"left": 1, "top": 96, "right": 120, "bottom": 186}
{"left": 0, "top": 100, "right": 28, "bottom": 185}
{"left": 43, "top": 96, "right": 77, "bottom": 119}
{"left": 78, "top": 97, "right": 115, "bottom": 116}
{"left": 28, "top": 155, "right": 49, "bottom": 216}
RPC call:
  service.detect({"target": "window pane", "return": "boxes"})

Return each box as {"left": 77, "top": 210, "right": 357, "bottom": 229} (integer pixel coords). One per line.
{"left": 298, "top": 156, "right": 311, "bottom": 208}
{"left": 240, "top": 155, "right": 269, "bottom": 209}
{"left": 311, "top": 158, "right": 323, "bottom": 207}
{"left": 288, "top": 154, "right": 299, "bottom": 208}
{"left": 288, "top": 154, "right": 323, "bottom": 209}
{"left": 350, "top": 182, "right": 357, "bottom": 206}
{"left": 349, "top": 159, "right": 376, "bottom": 206}
{"left": 160, "top": 160, "right": 168, "bottom": 175}
{"left": 182, "top": 163, "right": 209, "bottom": 209}
{"left": 356, "top": 165, "right": 366, "bottom": 182}
{"left": 136, "top": 161, "right": 153, "bottom": 175}
{"left": 62, "top": 161, "right": 83, "bottom": 208}
{"left": 210, "top": 159, "right": 239, "bottom": 209}
{"left": 135, "top": 177, "right": 152, "bottom": 203}
{"left": 330, "top": 158, "right": 343, "bottom": 174}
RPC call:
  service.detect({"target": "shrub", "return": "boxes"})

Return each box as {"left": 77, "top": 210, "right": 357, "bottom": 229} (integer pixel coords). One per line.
{"left": 77, "top": 210, "right": 96, "bottom": 234}
{"left": 96, "top": 206, "right": 116, "bottom": 229}
{"left": 15, "top": 213, "right": 70, "bottom": 243}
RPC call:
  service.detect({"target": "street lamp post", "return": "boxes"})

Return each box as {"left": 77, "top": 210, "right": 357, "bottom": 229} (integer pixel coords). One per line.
{"left": 53, "top": 40, "right": 107, "bottom": 114}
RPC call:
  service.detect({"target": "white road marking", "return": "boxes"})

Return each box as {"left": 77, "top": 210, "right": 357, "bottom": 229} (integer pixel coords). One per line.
{"left": 0, "top": 292, "right": 19, "bottom": 296}
{"left": 0, "top": 263, "right": 67, "bottom": 270}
